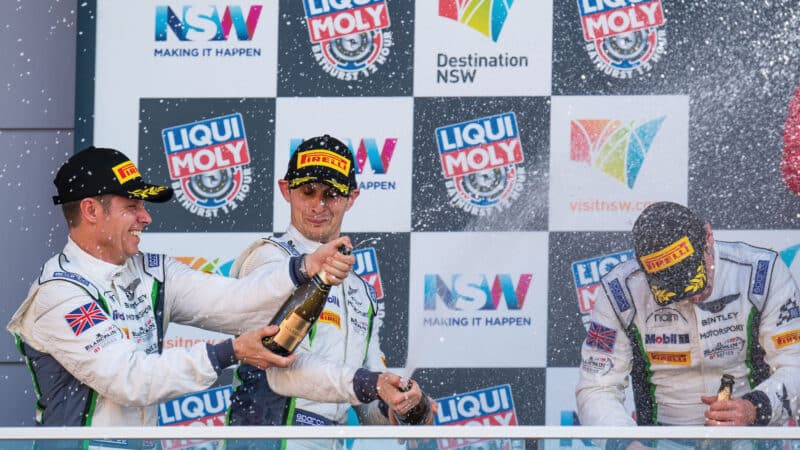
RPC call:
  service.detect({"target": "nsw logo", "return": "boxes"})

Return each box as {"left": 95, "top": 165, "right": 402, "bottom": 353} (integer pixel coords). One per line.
{"left": 576, "top": 0, "right": 667, "bottom": 78}
{"left": 435, "top": 112, "right": 526, "bottom": 215}
{"left": 570, "top": 117, "right": 665, "bottom": 189}
{"left": 302, "top": 0, "right": 393, "bottom": 80}
{"left": 571, "top": 249, "right": 634, "bottom": 330}
{"left": 424, "top": 273, "right": 532, "bottom": 311}
{"left": 153, "top": 5, "right": 263, "bottom": 58}
{"left": 438, "top": 0, "right": 515, "bottom": 42}
{"left": 162, "top": 113, "right": 252, "bottom": 218}
{"left": 352, "top": 247, "right": 384, "bottom": 299}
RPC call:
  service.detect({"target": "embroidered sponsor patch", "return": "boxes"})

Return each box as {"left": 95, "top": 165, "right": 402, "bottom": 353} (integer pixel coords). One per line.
{"left": 696, "top": 294, "right": 739, "bottom": 314}
{"left": 318, "top": 310, "right": 341, "bottom": 329}
{"left": 608, "top": 279, "right": 630, "bottom": 312}
{"left": 83, "top": 325, "right": 124, "bottom": 353}
{"left": 53, "top": 271, "right": 91, "bottom": 286}
{"left": 293, "top": 409, "right": 333, "bottom": 426}
{"left": 778, "top": 297, "right": 800, "bottom": 327}
{"left": 640, "top": 236, "right": 695, "bottom": 274}
{"left": 648, "top": 351, "right": 691, "bottom": 365}
{"left": 703, "top": 337, "right": 745, "bottom": 360}
{"left": 644, "top": 333, "right": 690, "bottom": 345}
{"left": 772, "top": 329, "right": 800, "bottom": 348}
{"left": 147, "top": 253, "right": 160, "bottom": 268}
{"left": 112, "top": 161, "right": 140, "bottom": 184}
{"left": 584, "top": 321, "right": 617, "bottom": 354}
{"left": 753, "top": 260, "right": 769, "bottom": 295}
{"left": 65, "top": 302, "right": 108, "bottom": 336}
{"left": 646, "top": 307, "right": 688, "bottom": 328}
{"left": 297, "top": 149, "right": 351, "bottom": 176}
{"left": 581, "top": 355, "right": 614, "bottom": 376}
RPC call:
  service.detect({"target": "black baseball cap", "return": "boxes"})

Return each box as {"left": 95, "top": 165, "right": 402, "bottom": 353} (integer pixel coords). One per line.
{"left": 52, "top": 146, "right": 173, "bottom": 205}
{"left": 633, "top": 201, "right": 709, "bottom": 305}
{"left": 284, "top": 135, "right": 357, "bottom": 196}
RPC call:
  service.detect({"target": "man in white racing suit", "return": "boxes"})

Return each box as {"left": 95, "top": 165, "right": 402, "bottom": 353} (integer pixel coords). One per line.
{"left": 576, "top": 202, "right": 800, "bottom": 450}
{"left": 227, "top": 135, "right": 435, "bottom": 450}
{"left": 6, "top": 147, "right": 353, "bottom": 432}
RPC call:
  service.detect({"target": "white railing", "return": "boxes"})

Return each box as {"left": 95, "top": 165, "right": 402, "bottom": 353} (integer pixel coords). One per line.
{"left": 2, "top": 425, "right": 799, "bottom": 441}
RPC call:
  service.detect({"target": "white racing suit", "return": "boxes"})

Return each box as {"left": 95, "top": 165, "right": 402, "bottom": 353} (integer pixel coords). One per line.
{"left": 576, "top": 240, "right": 800, "bottom": 439}
{"left": 227, "top": 226, "right": 389, "bottom": 450}
{"left": 6, "top": 238, "right": 296, "bottom": 430}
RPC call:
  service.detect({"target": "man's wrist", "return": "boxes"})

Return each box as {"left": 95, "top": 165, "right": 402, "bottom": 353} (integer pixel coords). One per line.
{"left": 741, "top": 390, "right": 771, "bottom": 425}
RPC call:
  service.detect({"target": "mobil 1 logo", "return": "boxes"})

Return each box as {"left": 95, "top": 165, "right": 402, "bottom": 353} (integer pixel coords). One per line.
{"left": 138, "top": 98, "right": 275, "bottom": 232}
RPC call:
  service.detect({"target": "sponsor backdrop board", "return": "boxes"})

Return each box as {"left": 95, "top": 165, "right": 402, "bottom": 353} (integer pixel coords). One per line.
{"left": 70, "top": 0, "right": 800, "bottom": 437}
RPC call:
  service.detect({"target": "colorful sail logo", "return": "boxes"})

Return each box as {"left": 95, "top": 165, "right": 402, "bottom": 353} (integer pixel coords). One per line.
{"left": 570, "top": 117, "right": 665, "bottom": 189}
{"left": 438, "top": 0, "right": 514, "bottom": 42}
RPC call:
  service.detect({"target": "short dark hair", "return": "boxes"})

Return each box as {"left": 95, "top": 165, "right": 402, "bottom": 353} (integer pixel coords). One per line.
{"left": 61, "top": 194, "right": 113, "bottom": 229}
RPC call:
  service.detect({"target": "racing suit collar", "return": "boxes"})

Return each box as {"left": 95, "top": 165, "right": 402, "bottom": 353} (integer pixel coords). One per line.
{"left": 63, "top": 237, "right": 126, "bottom": 281}
{"left": 284, "top": 225, "right": 324, "bottom": 253}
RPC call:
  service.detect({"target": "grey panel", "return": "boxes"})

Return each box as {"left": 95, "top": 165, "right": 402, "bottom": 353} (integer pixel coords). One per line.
{"left": 0, "top": 131, "right": 72, "bottom": 360}
{"left": 0, "top": 1, "right": 76, "bottom": 128}
{"left": 0, "top": 363, "right": 39, "bottom": 425}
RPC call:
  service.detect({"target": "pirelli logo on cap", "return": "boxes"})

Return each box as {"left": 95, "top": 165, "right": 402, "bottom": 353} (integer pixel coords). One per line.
{"left": 297, "top": 149, "right": 350, "bottom": 176}
{"left": 648, "top": 351, "right": 691, "bottom": 365}
{"left": 112, "top": 161, "right": 141, "bottom": 184}
{"left": 640, "top": 236, "right": 695, "bottom": 274}
{"left": 772, "top": 329, "right": 800, "bottom": 349}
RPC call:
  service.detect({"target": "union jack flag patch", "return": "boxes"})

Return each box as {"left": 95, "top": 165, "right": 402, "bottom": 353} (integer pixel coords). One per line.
{"left": 65, "top": 302, "right": 108, "bottom": 336}
{"left": 585, "top": 321, "right": 617, "bottom": 354}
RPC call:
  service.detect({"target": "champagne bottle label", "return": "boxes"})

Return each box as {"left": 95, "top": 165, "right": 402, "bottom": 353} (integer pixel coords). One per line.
{"left": 270, "top": 313, "right": 313, "bottom": 350}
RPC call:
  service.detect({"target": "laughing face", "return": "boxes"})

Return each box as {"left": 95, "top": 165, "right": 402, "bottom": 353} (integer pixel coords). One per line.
{"left": 93, "top": 195, "right": 152, "bottom": 264}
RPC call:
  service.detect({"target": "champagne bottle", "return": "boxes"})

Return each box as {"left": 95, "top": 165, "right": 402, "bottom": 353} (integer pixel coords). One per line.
{"left": 392, "top": 379, "right": 432, "bottom": 426}
{"left": 717, "top": 374, "right": 734, "bottom": 401}
{"left": 262, "top": 246, "right": 350, "bottom": 356}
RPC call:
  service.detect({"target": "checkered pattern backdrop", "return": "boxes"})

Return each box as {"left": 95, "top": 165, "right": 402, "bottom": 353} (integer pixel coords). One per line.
{"left": 81, "top": 0, "right": 800, "bottom": 437}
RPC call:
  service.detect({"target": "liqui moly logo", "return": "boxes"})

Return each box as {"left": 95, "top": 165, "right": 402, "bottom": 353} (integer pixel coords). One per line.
{"left": 161, "top": 113, "right": 252, "bottom": 218}
{"left": 158, "top": 385, "right": 232, "bottom": 450}
{"left": 434, "top": 384, "right": 518, "bottom": 450}
{"left": 353, "top": 247, "right": 384, "bottom": 299}
{"left": 576, "top": 0, "right": 667, "bottom": 78}
{"left": 435, "top": 112, "right": 526, "bottom": 215}
{"left": 571, "top": 250, "right": 634, "bottom": 330}
{"left": 302, "top": 0, "right": 394, "bottom": 80}
{"left": 303, "top": 0, "right": 389, "bottom": 42}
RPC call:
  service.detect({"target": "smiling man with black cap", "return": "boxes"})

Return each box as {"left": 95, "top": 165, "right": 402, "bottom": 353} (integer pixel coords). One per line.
{"left": 576, "top": 201, "right": 800, "bottom": 449}
{"left": 227, "top": 135, "right": 435, "bottom": 449}
{"left": 5, "top": 146, "right": 354, "bottom": 428}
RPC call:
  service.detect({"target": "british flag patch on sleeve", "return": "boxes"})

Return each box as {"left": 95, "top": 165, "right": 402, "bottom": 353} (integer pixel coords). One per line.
{"left": 65, "top": 302, "right": 108, "bottom": 336}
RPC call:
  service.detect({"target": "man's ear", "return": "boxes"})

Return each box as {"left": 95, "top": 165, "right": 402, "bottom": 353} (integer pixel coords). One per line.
{"left": 345, "top": 188, "right": 360, "bottom": 211}
{"left": 79, "top": 198, "right": 102, "bottom": 225}
{"left": 278, "top": 179, "right": 292, "bottom": 202}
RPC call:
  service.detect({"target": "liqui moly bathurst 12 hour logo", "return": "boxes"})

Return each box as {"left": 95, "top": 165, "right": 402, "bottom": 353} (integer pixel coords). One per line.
{"left": 302, "top": 0, "right": 393, "bottom": 80}
{"left": 577, "top": 0, "right": 667, "bottom": 78}
{"left": 161, "top": 113, "right": 252, "bottom": 218}
{"left": 435, "top": 112, "right": 525, "bottom": 215}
